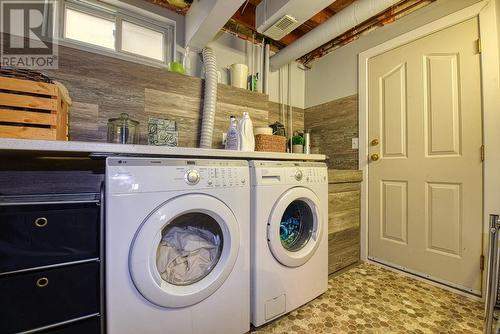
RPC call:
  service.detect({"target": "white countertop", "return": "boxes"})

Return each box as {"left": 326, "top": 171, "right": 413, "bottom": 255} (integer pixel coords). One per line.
{"left": 0, "top": 138, "right": 326, "bottom": 161}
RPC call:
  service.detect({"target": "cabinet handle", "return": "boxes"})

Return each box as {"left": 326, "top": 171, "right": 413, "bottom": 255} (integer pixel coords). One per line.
{"left": 34, "top": 217, "right": 48, "bottom": 228}
{"left": 36, "top": 277, "right": 49, "bottom": 288}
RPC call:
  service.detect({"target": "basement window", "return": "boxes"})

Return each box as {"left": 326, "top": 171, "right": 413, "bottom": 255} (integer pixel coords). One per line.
{"left": 121, "top": 20, "right": 165, "bottom": 61}
{"left": 59, "top": 0, "right": 174, "bottom": 66}
{"left": 64, "top": 7, "right": 115, "bottom": 49}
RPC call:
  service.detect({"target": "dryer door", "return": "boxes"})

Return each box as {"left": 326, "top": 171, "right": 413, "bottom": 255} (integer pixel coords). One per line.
{"left": 267, "top": 187, "right": 322, "bottom": 267}
{"left": 129, "top": 194, "right": 240, "bottom": 308}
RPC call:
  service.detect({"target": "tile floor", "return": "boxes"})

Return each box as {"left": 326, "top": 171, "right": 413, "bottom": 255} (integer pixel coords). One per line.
{"left": 251, "top": 263, "right": 484, "bottom": 334}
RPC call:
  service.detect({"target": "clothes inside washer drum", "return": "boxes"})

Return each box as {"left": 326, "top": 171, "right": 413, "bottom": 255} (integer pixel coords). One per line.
{"left": 156, "top": 226, "right": 220, "bottom": 285}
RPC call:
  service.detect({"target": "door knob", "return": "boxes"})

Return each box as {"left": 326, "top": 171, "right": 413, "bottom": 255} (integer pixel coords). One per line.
{"left": 370, "top": 139, "right": 379, "bottom": 146}
{"left": 370, "top": 154, "right": 380, "bottom": 161}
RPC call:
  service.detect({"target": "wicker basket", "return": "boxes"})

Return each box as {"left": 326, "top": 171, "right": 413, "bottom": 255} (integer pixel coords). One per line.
{"left": 255, "top": 134, "right": 287, "bottom": 152}
{"left": 0, "top": 76, "right": 68, "bottom": 140}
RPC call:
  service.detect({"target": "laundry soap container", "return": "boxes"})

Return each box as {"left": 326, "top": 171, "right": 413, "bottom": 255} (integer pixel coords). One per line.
{"left": 225, "top": 115, "right": 240, "bottom": 150}
{"left": 239, "top": 112, "right": 255, "bottom": 151}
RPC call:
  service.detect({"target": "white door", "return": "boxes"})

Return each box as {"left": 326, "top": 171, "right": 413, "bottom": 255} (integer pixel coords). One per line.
{"left": 129, "top": 194, "right": 240, "bottom": 307}
{"left": 268, "top": 187, "right": 322, "bottom": 267}
{"left": 367, "top": 18, "right": 483, "bottom": 294}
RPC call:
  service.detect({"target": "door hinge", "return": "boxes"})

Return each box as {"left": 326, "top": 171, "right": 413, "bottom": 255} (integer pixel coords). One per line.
{"left": 476, "top": 38, "right": 482, "bottom": 54}
{"left": 481, "top": 145, "right": 485, "bottom": 162}
{"left": 480, "top": 254, "right": 485, "bottom": 271}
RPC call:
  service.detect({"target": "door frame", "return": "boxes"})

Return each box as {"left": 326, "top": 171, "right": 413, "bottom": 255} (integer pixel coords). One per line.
{"left": 358, "top": 0, "right": 500, "bottom": 298}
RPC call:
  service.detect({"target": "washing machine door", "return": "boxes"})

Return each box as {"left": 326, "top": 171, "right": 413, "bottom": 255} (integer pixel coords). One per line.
{"left": 129, "top": 193, "right": 239, "bottom": 308}
{"left": 267, "top": 187, "right": 322, "bottom": 267}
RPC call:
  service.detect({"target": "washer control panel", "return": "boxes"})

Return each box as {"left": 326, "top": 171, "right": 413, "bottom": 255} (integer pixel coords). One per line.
{"left": 106, "top": 158, "right": 249, "bottom": 193}
{"left": 184, "top": 169, "right": 200, "bottom": 185}
{"left": 177, "top": 166, "right": 247, "bottom": 188}
{"left": 293, "top": 169, "right": 303, "bottom": 181}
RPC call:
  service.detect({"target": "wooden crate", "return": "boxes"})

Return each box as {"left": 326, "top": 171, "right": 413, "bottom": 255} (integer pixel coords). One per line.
{"left": 0, "top": 77, "right": 68, "bottom": 140}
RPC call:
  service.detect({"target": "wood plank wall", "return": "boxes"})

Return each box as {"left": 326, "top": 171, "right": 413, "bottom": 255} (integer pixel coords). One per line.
{"left": 304, "top": 94, "right": 358, "bottom": 169}
{"left": 268, "top": 101, "right": 305, "bottom": 135}
{"left": 305, "top": 95, "right": 362, "bottom": 274}
{"left": 328, "top": 170, "right": 362, "bottom": 275}
{"left": 37, "top": 43, "right": 304, "bottom": 147}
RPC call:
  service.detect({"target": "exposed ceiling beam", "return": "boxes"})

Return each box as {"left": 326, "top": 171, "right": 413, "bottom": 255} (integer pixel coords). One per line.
{"left": 185, "top": 0, "right": 247, "bottom": 49}
{"left": 143, "top": 0, "right": 190, "bottom": 15}
{"left": 231, "top": 1, "right": 256, "bottom": 30}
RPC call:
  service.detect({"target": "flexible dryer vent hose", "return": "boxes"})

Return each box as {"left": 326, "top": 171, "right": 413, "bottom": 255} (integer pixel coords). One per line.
{"left": 199, "top": 47, "right": 218, "bottom": 148}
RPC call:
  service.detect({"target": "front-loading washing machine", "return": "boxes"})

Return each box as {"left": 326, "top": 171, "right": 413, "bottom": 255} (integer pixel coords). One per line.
{"left": 249, "top": 161, "right": 328, "bottom": 327}
{"left": 105, "top": 158, "right": 250, "bottom": 334}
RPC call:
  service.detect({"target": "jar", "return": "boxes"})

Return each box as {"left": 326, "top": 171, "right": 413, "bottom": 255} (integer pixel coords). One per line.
{"left": 107, "top": 113, "right": 139, "bottom": 144}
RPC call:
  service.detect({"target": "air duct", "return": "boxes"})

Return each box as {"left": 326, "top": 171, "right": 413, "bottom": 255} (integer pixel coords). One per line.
{"left": 199, "top": 47, "right": 217, "bottom": 148}
{"left": 269, "top": 0, "right": 400, "bottom": 70}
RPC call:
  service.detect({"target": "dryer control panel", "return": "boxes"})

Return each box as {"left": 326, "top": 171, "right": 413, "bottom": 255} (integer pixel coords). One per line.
{"left": 250, "top": 161, "right": 327, "bottom": 186}
{"left": 287, "top": 167, "right": 327, "bottom": 184}
{"left": 107, "top": 158, "right": 249, "bottom": 194}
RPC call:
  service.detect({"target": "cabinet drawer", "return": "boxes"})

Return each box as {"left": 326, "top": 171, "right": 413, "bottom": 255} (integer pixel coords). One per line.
{"left": 0, "top": 203, "right": 99, "bottom": 273}
{"left": 40, "top": 316, "right": 100, "bottom": 334}
{"left": 0, "top": 262, "right": 99, "bottom": 334}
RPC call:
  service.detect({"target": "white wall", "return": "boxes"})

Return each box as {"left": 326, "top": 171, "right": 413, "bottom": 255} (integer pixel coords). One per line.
{"left": 304, "top": 0, "right": 482, "bottom": 108}
{"left": 267, "top": 62, "right": 305, "bottom": 110}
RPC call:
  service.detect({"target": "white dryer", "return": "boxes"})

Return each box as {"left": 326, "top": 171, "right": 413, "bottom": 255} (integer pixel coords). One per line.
{"left": 105, "top": 158, "right": 250, "bottom": 334}
{"left": 249, "top": 161, "right": 328, "bottom": 327}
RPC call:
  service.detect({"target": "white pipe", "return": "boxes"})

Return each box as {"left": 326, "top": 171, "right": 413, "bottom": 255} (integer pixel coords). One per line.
{"left": 263, "top": 43, "right": 270, "bottom": 94}
{"left": 251, "top": 37, "right": 254, "bottom": 90}
{"left": 199, "top": 47, "right": 218, "bottom": 148}
{"left": 288, "top": 63, "right": 292, "bottom": 143}
{"left": 269, "top": 0, "right": 400, "bottom": 70}
{"left": 279, "top": 67, "right": 284, "bottom": 125}
{"left": 260, "top": 38, "right": 265, "bottom": 93}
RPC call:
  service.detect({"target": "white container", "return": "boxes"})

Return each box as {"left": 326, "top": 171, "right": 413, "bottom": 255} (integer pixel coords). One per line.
{"left": 225, "top": 116, "right": 240, "bottom": 150}
{"left": 254, "top": 127, "right": 273, "bottom": 135}
{"left": 230, "top": 64, "right": 248, "bottom": 89}
{"left": 239, "top": 112, "right": 255, "bottom": 151}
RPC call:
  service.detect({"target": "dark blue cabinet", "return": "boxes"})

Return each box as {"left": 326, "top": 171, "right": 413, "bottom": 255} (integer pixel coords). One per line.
{"left": 0, "top": 203, "right": 99, "bottom": 273}
{"left": 0, "top": 197, "right": 102, "bottom": 334}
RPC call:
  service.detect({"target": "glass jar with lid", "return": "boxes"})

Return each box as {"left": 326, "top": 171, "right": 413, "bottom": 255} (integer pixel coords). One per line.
{"left": 107, "top": 113, "right": 139, "bottom": 144}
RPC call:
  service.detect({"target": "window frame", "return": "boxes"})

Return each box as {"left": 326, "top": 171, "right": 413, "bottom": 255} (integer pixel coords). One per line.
{"left": 56, "top": 0, "right": 175, "bottom": 68}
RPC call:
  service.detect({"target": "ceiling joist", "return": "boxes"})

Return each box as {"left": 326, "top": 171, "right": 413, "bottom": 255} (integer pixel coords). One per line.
{"left": 146, "top": 0, "right": 436, "bottom": 64}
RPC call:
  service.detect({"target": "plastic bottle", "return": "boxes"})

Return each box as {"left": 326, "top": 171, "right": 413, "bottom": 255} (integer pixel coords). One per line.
{"left": 239, "top": 112, "right": 255, "bottom": 151}
{"left": 225, "top": 116, "right": 240, "bottom": 150}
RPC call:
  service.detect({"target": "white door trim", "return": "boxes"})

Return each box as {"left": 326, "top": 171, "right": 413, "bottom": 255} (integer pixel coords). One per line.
{"left": 358, "top": 0, "right": 500, "bottom": 298}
